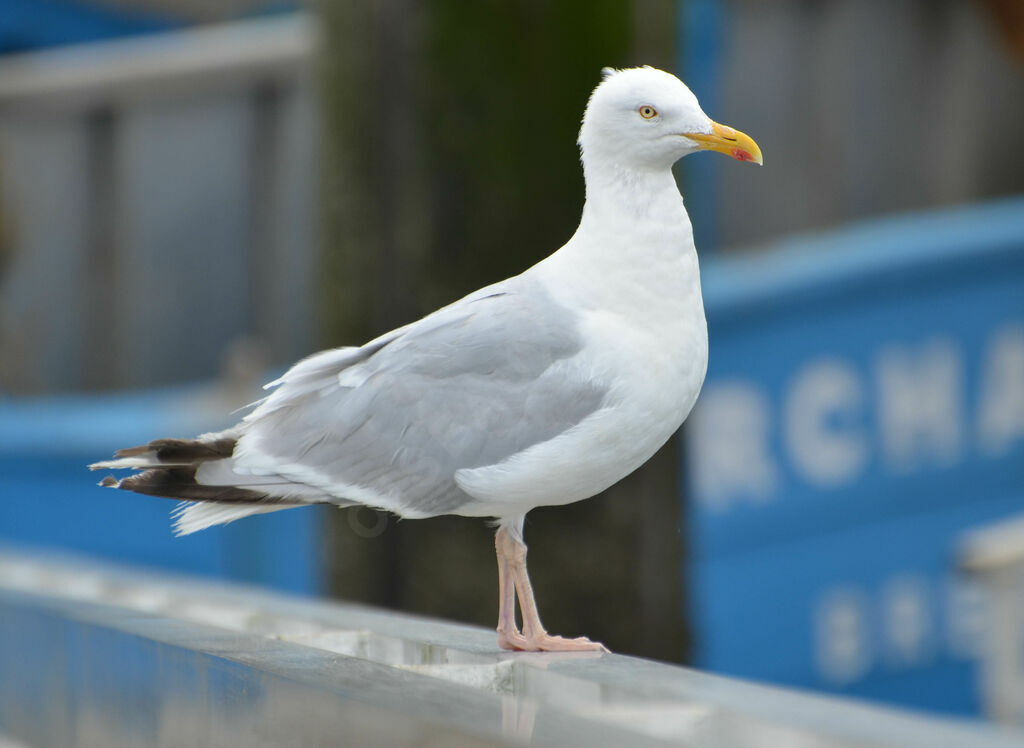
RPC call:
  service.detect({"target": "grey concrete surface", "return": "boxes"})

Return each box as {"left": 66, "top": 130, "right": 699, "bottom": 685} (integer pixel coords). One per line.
{"left": 0, "top": 548, "right": 1022, "bottom": 747}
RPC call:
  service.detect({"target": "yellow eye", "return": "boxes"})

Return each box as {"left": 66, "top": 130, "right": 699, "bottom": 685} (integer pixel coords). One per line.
{"left": 639, "top": 105, "right": 658, "bottom": 119}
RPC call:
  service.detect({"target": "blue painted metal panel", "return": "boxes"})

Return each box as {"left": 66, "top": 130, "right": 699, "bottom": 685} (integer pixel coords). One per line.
{"left": 0, "top": 384, "right": 323, "bottom": 594}
{"left": 686, "top": 197, "right": 1024, "bottom": 715}
{"left": 0, "top": 0, "right": 298, "bottom": 54}
{"left": 0, "top": 0, "right": 176, "bottom": 54}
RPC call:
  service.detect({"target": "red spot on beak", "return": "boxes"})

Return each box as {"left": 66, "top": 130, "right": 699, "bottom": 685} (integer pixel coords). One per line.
{"left": 731, "top": 148, "right": 754, "bottom": 162}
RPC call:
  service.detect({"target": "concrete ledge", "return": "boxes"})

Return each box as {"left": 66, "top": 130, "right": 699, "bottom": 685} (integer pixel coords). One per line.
{"left": 0, "top": 549, "right": 1021, "bottom": 747}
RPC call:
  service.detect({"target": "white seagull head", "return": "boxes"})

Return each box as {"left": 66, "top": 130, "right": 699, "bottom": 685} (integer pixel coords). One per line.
{"left": 578, "top": 66, "right": 762, "bottom": 171}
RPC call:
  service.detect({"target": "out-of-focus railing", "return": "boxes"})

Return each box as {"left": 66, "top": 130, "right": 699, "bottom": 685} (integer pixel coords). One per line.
{"left": 960, "top": 515, "right": 1024, "bottom": 725}
{"left": 0, "top": 14, "right": 313, "bottom": 109}
{"left": 1, "top": 548, "right": 1022, "bottom": 748}
{"left": 0, "top": 13, "right": 319, "bottom": 393}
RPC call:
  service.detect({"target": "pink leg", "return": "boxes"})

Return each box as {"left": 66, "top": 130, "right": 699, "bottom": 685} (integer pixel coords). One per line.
{"left": 495, "top": 529, "right": 524, "bottom": 650}
{"left": 494, "top": 524, "right": 609, "bottom": 653}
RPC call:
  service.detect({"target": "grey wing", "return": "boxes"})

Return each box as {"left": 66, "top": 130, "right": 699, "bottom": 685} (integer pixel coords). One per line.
{"left": 232, "top": 277, "right": 607, "bottom": 517}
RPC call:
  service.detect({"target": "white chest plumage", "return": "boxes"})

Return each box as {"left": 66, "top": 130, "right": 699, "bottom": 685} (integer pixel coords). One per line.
{"left": 454, "top": 171, "right": 709, "bottom": 519}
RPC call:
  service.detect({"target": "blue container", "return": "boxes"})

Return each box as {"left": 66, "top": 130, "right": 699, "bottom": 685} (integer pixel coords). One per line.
{"left": 0, "top": 383, "right": 324, "bottom": 594}
{"left": 687, "top": 197, "right": 1024, "bottom": 715}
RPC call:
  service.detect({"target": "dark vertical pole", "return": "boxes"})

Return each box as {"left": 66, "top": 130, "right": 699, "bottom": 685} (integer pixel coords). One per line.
{"left": 248, "top": 82, "right": 280, "bottom": 357}
{"left": 318, "top": 0, "right": 425, "bottom": 610}
{"left": 82, "top": 106, "right": 118, "bottom": 390}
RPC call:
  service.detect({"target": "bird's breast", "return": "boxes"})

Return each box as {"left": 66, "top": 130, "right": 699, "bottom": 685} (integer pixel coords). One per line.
{"left": 557, "top": 240, "right": 708, "bottom": 458}
{"left": 455, "top": 244, "right": 708, "bottom": 516}
{"left": 539, "top": 228, "right": 708, "bottom": 411}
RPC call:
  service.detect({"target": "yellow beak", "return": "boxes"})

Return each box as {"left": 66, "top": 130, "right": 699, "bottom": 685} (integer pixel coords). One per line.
{"left": 682, "top": 121, "right": 763, "bottom": 165}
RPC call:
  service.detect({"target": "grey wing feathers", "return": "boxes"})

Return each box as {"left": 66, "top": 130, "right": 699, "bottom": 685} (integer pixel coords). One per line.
{"left": 236, "top": 276, "right": 607, "bottom": 517}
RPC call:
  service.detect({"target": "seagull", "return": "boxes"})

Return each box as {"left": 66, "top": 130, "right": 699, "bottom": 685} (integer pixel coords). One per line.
{"left": 91, "top": 66, "right": 762, "bottom": 652}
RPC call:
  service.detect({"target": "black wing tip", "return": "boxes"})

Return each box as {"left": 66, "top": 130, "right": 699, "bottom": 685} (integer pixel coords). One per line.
{"left": 115, "top": 467, "right": 275, "bottom": 504}
{"left": 108, "top": 437, "right": 237, "bottom": 465}
{"left": 113, "top": 444, "right": 150, "bottom": 458}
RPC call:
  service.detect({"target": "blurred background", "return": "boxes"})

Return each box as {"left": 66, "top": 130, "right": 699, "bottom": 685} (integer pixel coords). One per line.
{"left": 1, "top": 0, "right": 1023, "bottom": 727}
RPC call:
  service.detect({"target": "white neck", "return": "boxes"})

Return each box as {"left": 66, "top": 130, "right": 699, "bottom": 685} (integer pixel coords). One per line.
{"left": 580, "top": 158, "right": 687, "bottom": 226}
{"left": 533, "top": 158, "right": 702, "bottom": 324}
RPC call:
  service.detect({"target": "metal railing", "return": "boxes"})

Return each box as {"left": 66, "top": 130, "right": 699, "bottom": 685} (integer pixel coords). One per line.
{"left": 0, "top": 14, "right": 314, "bottom": 111}
{"left": 0, "top": 13, "right": 319, "bottom": 392}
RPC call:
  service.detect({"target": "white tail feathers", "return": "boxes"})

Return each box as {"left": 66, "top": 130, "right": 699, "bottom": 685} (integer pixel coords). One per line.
{"left": 89, "top": 454, "right": 177, "bottom": 471}
{"left": 172, "top": 501, "right": 300, "bottom": 536}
